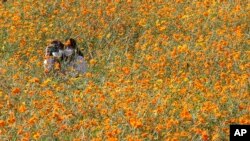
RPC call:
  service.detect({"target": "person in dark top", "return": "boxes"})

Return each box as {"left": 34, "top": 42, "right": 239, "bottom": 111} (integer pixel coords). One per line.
{"left": 43, "top": 40, "right": 64, "bottom": 73}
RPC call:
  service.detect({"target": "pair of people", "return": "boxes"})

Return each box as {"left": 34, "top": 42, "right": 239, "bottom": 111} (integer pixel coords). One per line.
{"left": 43, "top": 38, "right": 87, "bottom": 76}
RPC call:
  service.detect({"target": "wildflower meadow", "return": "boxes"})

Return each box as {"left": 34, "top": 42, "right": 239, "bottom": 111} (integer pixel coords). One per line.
{"left": 0, "top": 0, "right": 249, "bottom": 140}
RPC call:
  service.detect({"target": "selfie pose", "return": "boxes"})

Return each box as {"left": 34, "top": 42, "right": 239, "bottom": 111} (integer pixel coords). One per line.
{"left": 43, "top": 38, "right": 87, "bottom": 76}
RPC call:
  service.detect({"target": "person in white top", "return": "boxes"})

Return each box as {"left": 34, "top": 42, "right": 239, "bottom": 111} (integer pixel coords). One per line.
{"left": 63, "top": 38, "right": 87, "bottom": 76}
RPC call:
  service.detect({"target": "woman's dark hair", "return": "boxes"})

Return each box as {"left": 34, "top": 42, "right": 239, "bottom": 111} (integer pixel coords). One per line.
{"left": 77, "top": 48, "right": 84, "bottom": 57}
{"left": 51, "top": 40, "right": 64, "bottom": 50}
{"left": 65, "top": 38, "right": 77, "bottom": 49}
{"left": 65, "top": 38, "right": 83, "bottom": 57}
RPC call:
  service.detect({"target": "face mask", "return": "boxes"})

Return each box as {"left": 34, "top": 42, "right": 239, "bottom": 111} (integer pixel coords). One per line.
{"left": 59, "top": 49, "right": 64, "bottom": 54}
{"left": 52, "top": 50, "right": 63, "bottom": 58}
{"left": 64, "top": 48, "right": 74, "bottom": 57}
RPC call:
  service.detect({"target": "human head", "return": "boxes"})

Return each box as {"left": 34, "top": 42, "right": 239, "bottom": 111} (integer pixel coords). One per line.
{"left": 46, "top": 40, "right": 64, "bottom": 58}
{"left": 65, "top": 38, "right": 77, "bottom": 48}
{"left": 64, "top": 38, "right": 77, "bottom": 57}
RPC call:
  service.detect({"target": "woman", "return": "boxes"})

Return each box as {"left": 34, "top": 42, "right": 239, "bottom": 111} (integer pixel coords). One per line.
{"left": 63, "top": 38, "right": 87, "bottom": 76}
{"left": 43, "top": 40, "right": 64, "bottom": 73}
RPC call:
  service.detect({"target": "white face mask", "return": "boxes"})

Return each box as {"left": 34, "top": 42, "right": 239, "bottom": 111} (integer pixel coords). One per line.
{"left": 64, "top": 48, "right": 74, "bottom": 57}
{"left": 52, "top": 50, "right": 63, "bottom": 58}
{"left": 59, "top": 49, "right": 64, "bottom": 56}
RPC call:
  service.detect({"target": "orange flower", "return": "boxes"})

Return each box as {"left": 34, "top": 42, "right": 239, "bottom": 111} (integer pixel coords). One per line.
{"left": 141, "top": 133, "right": 148, "bottom": 138}
{"left": 21, "top": 132, "right": 30, "bottom": 141}
{"left": 155, "top": 124, "right": 164, "bottom": 133}
{"left": 138, "top": 18, "right": 147, "bottom": 27}
{"left": 201, "top": 130, "right": 209, "bottom": 141}
{"left": 12, "top": 15, "right": 20, "bottom": 21}
{"left": 30, "top": 77, "right": 40, "bottom": 83}
{"left": 7, "top": 112, "right": 16, "bottom": 124}
{"left": 129, "top": 117, "right": 143, "bottom": 128}
{"left": 0, "top": 68, "right": 7, "bottom": 74}
{"left": 44, "top": 69, "right": 49, "bottom": 73}
{"left": 28, "top": 116, "right": 38, "bottom": 125}
{"left": 107, "top": 137, "right": 118, "bottom": 141}
{"left": 33, "top": 132, "right": 41, "bottom": 140}
{"left": 54, "top": 62, "right": 60, "bottom": 70}
{"left": 90, "top": 59, "right": 97, "bottom": 65}
{"left": 122, "top": 67, "right": 130, "bottom": 75}
{"left": 18, "top": 103, "right": 26, "bottom": 113}
{"left": 12, "top": 87, "right": 21, "bottom": 94}
{"left": 0, "top": 120, "right": 5, "bottom": 127}
{"left": 180, "top": 108, "right": 192, "bottom": 121}
{"left": 127, "top": 0, "right": 132, "bottom": 4}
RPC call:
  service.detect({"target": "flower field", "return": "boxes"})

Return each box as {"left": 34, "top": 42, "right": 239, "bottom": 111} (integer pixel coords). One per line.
{"left": 0, "top": 0, "right": 249, "bottom": 140}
